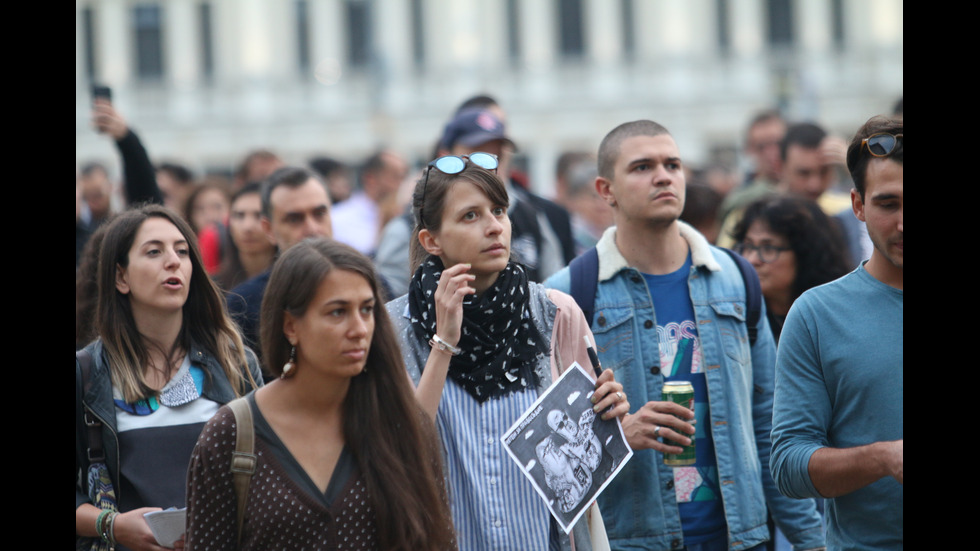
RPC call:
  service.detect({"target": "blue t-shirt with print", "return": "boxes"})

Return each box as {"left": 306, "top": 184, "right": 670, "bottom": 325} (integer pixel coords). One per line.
{"left": 643, "top": 253, "right": 725, "bottom": 546}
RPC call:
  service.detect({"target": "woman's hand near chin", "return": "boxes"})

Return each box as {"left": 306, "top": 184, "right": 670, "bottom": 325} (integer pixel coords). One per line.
{"left": 433, "top": 263, "right": 475, "bottom": 346}
{"left": 416, "top": 263, "right": 476, "bottom": 418}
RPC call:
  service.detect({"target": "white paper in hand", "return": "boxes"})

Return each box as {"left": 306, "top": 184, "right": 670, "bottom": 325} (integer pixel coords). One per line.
{"left": 144, "top": 507, "right": 186, "bottom": 547}
{"left": 501, "top": 362, "right": 632, "bottom": 533}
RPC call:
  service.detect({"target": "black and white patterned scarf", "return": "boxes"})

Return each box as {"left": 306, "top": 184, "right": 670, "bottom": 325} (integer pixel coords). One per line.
{"left": 408, "top": 257, "right": 548, "bottom": 403}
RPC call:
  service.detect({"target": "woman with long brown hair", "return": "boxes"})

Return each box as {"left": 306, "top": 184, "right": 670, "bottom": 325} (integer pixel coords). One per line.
{"left": 214, "top": 183, "right": 276, "bottom": 291}
{"left": 387, "top": 154, "right": 629, "bottom": 549}
{"left": 75, "top": 205, "right": 261, "bottom": 550}
{"left": 186, "top": 238, "right": 454, "bottom": 550}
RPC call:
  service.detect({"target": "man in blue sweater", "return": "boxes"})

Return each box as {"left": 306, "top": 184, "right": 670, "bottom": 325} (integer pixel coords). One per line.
{"left": 770, "top": 115, "right": 903, "bottom": 550}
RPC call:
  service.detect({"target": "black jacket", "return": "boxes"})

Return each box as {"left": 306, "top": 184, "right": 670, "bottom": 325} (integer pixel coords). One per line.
{"left": 74, "top": 339, "right": 262, "bottom": 510}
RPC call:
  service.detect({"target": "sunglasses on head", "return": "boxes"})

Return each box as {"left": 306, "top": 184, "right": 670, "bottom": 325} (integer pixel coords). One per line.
{"left": 861, "top": 132, "right": 903, "bottom": 157}
{"left": 419, "top": 152, "right": 499, "bottom": 224}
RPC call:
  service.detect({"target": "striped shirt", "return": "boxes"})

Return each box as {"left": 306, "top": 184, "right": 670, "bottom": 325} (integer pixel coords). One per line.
{"left": 436, "top": 379, "right": 551, "bottom": 551}
{"left": 388, "top": 291, "right": 568, "bottom": 551}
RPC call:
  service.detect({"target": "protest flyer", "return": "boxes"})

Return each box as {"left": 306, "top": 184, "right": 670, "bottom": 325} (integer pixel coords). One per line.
{"left": 502, "top": 362, "right": 632, "bottom": 533}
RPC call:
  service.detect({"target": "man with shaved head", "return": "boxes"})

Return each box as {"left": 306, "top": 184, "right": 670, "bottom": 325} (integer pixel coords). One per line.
{"left": 548, "top": 120, "right": 823, "bottom": 551}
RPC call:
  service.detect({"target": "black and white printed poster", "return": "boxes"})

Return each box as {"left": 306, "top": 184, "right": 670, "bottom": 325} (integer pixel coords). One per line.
{"left": 502, "top": 362, "right": 633, "bottom": 533}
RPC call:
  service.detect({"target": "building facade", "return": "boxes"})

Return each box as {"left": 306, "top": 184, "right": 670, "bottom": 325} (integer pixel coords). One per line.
{"left": 76, "top": 0, "right": 903, "bottom": 194}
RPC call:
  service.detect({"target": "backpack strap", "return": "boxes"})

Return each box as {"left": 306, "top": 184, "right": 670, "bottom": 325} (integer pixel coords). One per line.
{"left": 228, "top": 397, "right": 257, "bottom": 547}
{"left": 568, "top": 247, "right": 599, "bottom": 325}
{"left": 568, "top": 245, "right": 761, "bottom": 347}
{"left": 76, "top": 349, "right": 105, "bottom": 465}
{"left": 721, "top": 248, "right": 762, "bottom": 347}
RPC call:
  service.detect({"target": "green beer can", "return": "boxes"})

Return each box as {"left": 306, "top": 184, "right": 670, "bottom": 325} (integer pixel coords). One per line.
{"left": 662, "top": 381, "right": 695, "bottom": 466}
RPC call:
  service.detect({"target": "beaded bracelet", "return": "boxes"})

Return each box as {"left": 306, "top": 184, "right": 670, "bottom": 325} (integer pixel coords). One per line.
{"left": 95, "top": 509, "right": 112, "bottom": 539}
{"left": 97, "top": 509, "right": 118, "bottom": 546}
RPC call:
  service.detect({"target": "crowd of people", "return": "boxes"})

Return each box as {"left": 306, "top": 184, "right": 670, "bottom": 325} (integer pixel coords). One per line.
{"left": 76, "top": 93, "right": 903, "bottom": 551}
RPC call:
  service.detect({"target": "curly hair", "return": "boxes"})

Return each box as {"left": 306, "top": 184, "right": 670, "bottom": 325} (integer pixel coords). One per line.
{"left": 732, "top": 195, "right": 851, "bottom": 303}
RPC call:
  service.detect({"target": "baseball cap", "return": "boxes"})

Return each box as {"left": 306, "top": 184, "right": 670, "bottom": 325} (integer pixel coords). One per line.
{"left": 440, "top": 108, "right": 517, "bottom": 152}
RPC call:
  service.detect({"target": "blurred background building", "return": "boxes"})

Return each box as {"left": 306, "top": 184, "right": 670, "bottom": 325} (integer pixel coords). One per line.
{"left": 75, "top": 0, "right": 902, "bottom": 195}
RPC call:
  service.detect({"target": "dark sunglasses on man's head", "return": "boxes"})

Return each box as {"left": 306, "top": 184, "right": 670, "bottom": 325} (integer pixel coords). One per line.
{"left": 861, "top": 132, "right": 903, "bottom": 157}
{"left": 420, "top": 152, "right": 499, "bottom": 224}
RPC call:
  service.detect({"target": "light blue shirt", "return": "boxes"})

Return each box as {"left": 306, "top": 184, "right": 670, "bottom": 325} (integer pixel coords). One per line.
{"left": 330, "top": 192, "right": 380, "bottom": 255}
{"left": 433, "top": 380, "right": 551, "bottom": 550}
{"left": 771, "top": 264, "right": 903, "bottom": 550}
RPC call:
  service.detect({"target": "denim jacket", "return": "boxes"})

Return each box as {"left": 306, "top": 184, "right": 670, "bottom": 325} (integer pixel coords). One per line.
{"left": 74, "top": 339, "right": 262, "bottom": 510}
{"left": 546, "top": 224, "right": 824, "bottom": 551}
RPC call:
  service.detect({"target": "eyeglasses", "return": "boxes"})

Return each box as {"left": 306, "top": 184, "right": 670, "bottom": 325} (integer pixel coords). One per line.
{"left": 861, "top": 133, "right": 903, "bottom": 157}
{"left": 733, "top": 242, "right": 791, "bottom": 264}
{"left": 419, "top": 152, "right": 499, "bottom": 225}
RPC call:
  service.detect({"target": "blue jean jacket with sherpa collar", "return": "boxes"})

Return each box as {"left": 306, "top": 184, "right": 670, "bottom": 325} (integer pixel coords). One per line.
{"left": 546, "top": 223, "right": 824, "bottom": 551}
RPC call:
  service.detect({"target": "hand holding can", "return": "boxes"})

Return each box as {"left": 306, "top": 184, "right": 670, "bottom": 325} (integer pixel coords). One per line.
{"left": 662, "top": 381, "right": 695, "bottom": 466}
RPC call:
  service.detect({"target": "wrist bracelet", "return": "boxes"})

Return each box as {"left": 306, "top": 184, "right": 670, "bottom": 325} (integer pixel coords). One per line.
{"left": 429, "top": 334, "right": 462, "bottom": 356}
{"left": 97, "top": 509, "right": 118, "bottom": 544}
{"left": 107, "top": 511, "right": 118, "bottom": 546}
{"left": 96, "top": 509, "right": 111, "bottom": 541}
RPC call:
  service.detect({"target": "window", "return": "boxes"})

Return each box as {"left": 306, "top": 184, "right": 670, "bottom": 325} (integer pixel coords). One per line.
{"left": 346, "top": 0, "right": 372, "bottom": 68}
{"left": 831, "top": 0, "right": 845, "bottom": 51}
{"left": 199, "top": 2, "right": 214, "bottom": 79}
{"left": 715, "top": 0, "right": 731, "bottom": 56}
{"left": 133, "top": 5, "right": 165, "bottom": 80}
{"left": 296, "top": 0, "right": 311, "bottom": 72}
{"left": 506, "top": 0, "right": 521, "bottom": 64}
{"left": 556, "top": 0, "right": 585, "bottom": 58}
{"left": 621, "top": 0, "right": 635, "bottom": 60}
{"left": 410, "top": 0, "right": 425, "bottom": 68}
{"left": 81, "top": 6, "right": 98, "bottom": 80}
{"left": 766, "top": 0, "right": 794, "bottom": 47}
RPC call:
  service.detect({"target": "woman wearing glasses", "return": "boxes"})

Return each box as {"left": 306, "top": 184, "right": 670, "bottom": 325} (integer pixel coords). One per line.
{"left": 387, "top": 153, "right": 629, "bottom": 549}
{"left": 732, "top": 195, "right": 850, "bottom": 341}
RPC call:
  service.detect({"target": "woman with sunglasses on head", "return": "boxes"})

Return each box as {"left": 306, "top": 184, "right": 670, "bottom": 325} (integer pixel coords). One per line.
{"left": 387, "top": 153, "right": 630, "bottom": 550}
{"left": 732, "top": 195, "right": 851, "bottom": 342}
{"left": 75, "top": 205, "right": 262, "bottom": 551}
{"left": 186, "top": 238, "right": 454, "bottom": 551}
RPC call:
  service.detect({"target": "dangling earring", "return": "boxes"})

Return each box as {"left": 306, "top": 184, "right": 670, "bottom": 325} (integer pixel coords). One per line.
{"left": 281, "top": 346, "right": 297, "bottom": 379}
